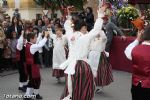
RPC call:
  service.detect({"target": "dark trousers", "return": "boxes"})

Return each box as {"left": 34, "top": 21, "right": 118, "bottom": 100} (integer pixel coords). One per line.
{"left": 43, "top": 48, "right": 53, "bottom": 67}
{"left": 131, "top": 83, "right": 150, "bottom": 100}
{"left": 18, "top": 61, "right": 28, "bottom": 82}
{"left": 0, "top": 48, "right": 4, "bottom": 70}
{"left": 105, "top": 34, "right": 113, "bottom": 53}
{"left": 3, "top": 58, "right": 12, "bottom": 69}
{"left": 12, "top": 58, "right": 18, "bottom": 70}
{"left": 26, "top": 65, "right": 41, "bottom": 89}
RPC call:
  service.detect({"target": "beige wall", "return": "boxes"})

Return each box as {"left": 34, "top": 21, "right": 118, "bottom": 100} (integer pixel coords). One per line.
{"left": 6, "top": 0, "right": 62, "bottom": 20}
{"left": 8, "top": 0, "right": 36, "bottom": 8}
{"left": 6, "top": 0, "right": 99, "bottom": 20}
{"left": 6, "top": 8, "right": 43, "bottom": 20}
{"left": 7, "top": 0, "right": 41, "bottom": 20}
{"left": 6, "top": 8, "right": 62, "bottom": 20}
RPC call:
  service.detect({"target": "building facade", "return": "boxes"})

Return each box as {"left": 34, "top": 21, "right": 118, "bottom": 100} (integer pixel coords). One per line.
{"left": 4, "top": 0, "right": 61, "bottom": 20}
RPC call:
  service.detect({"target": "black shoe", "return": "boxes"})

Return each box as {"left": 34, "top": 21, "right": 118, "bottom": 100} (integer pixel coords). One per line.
{"left": 36, "top": 94, "right": 43, "bottom": 100}
{"left": 18, "top": 86, "right": 26, "bottom": 92}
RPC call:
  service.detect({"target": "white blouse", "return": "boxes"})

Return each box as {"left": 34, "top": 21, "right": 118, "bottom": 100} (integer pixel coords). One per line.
{"left": 30, "top": 37, "right": 47, "bottom": 55}
{"left": 49, "top": 32, "right": 67, "bottom": 47}
{"left": 17, "top": 33, "right": 44, "bottom": 54}
{"left": 124, "top": 40, "right": 139, "bottom": 60}
{"left": 124, "top": 40, "right": 150, "bottom": 60}
{"left": 89, "top": 31, "right": 107, "bottom": 52}
{"left": 60, "top": 16, "right": 104, "bottom": 75}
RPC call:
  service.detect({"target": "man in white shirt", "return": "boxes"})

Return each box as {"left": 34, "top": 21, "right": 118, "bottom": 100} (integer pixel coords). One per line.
{"left": 124, "top": 26, "right": 150, "bottom": 100}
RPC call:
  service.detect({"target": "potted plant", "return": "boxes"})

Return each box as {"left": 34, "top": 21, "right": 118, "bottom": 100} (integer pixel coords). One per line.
{"left": 117, "top": 6, "right": 140, "bottom": 28}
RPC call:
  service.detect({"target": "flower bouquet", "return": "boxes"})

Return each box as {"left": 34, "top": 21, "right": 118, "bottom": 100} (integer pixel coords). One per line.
{"left": 117, "top": 6, "right": 140, "bottom": 29}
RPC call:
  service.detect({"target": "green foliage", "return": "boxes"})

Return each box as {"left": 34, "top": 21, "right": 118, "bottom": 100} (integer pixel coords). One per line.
{"left": 33, "top": 0, "right": 44, "bottom": 5}
{"left": 117, "top": 6, "right": 139, "bottom": 28}
{"left": 33, "top": 0, "right": 86, "bottom": 10}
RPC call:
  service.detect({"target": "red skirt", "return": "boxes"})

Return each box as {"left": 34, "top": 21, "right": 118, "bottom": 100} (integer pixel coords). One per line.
{"left": 95, "top": 52, "right": 113, "bottom": 86}
{"left": 52, "top": 69, "right": 64, "bottom": 78}
{"left": 61, "top": 60, "right": 95, "bottom": 100}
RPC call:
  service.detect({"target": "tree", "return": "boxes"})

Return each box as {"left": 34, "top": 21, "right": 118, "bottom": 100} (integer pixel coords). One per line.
{"left": 33, "top": 0, "right": 87, "bottom": 17}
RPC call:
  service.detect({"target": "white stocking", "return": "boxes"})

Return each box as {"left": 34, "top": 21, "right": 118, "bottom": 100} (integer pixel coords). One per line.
{"left": 63, "top": 74, "right": 72, "bottom": 100}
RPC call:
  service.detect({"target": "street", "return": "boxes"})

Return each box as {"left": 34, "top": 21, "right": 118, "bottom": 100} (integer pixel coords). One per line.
{"left": 0, "top": 68, "right": 132, "bottom": 100}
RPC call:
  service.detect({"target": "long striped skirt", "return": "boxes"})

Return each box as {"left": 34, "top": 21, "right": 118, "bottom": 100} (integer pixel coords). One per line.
{"left": 95, "top": 52, "right": 113, "bottom": 86}
{"left": 61, "top": 60, "right": 95, "bottom": 100}
{"left": 52, "top": 69, "right": 64, "bottom": 78}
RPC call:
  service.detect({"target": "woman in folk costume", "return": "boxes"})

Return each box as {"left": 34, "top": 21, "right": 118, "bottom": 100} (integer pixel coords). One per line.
{"left": 59, "top": 7, "right": 106, "bottom": 100}
{"left": 49, "top": 27, "right": 68, "bottom": 83}
{"left": 88, "top": 31, "right": 113, "bottom": 93}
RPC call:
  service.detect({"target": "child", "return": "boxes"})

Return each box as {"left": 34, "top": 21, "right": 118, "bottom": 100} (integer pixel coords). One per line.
{"left": 24, "top": 32, "right": 49, "bottom": 100}
{"left": 3, "top": 38, "right": 12, "bottom": 70}
{"left": 16, "top": 31, "right": 28, "bottom": 92}
{"left": 88, "top": 31, "right": 113, "bottom": 93}
{"left": 10, "top": 31, "right": 18, "bottom": 69}
{"left": 49, "top": 28, "right": 67, "bottom": 83}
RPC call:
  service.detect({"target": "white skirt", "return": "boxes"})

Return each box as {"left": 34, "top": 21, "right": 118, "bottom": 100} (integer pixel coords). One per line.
{"left": 53, "top": 46, "right": 66, "bottom": 69}
{"left": 88, "top": 50, "right": 101, "bottom": 77}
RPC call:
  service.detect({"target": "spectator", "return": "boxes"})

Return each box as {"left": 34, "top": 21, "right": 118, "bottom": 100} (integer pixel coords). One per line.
{"left": 102, "top": 15, "right": 126, "bottom": 53}
{"left": 31, "top": 19, "right": 36, "bottom": 27}
{"left": 8, "top": 16, "right": 22, "bottom": 39}
{"left": 24, "top": 20, "right": 32, "bottom": 32}
{"left": 3, "top": 38, "right": 12, "bottom": 70}
{"left": 2, "top": 20, "right": 9, "bottom": 38}
{"left": 10, "top": 31, "right": 17, "bottom": 69}
{"left": 42, "top": 18, "right": 53, "bottom": 67}
{"left": 35, "top": 19, "right": 43, "bottom": 32}
{"left": 42, "top": 15, "right": 48, "bottom": 22}
{"left": 51, "top": 20, "right": 56, "bottom": 33}
{"left": 13, "top": 8, "right": 21, "bottom": 20}
{"left": 42, "top": 17, "right": 51, "bottom": 31}
{"left": 5, "top": 15, "right": 11, "bottom": 26}
{"left": 54, "top": 23, "right": 62, "bottom": 33}
{"left": 0, "top": 27, "right": 6, "bottom": 72}
{"left": 19, "top": 20, "right": 24, "bottom": 29}
{"left": 32, "top": 27, "right": 39, "bottom": 36}
{"left": 85, "top": 7, "right": 94, "bottom": 31}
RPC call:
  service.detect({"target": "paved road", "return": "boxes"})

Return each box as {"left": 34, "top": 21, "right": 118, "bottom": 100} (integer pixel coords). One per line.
{"left": 0, "top": 68, "right": 132, "bottom": 100}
